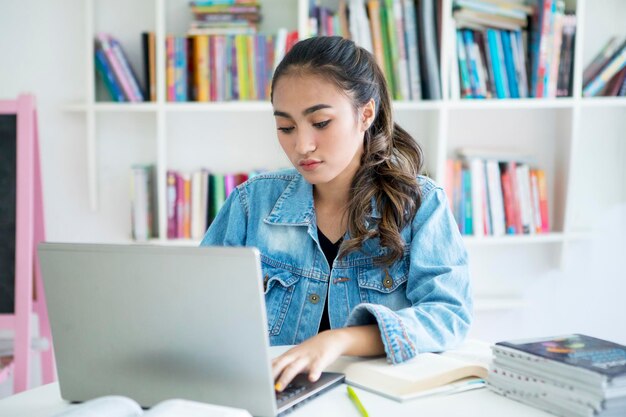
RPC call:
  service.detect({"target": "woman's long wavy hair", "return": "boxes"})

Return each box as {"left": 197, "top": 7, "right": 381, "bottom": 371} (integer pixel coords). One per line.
{"left": 270, "top": 36, "right": 424, "bottom": 265}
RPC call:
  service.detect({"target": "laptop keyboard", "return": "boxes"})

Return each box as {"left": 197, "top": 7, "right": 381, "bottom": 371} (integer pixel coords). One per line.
{"left": 275, "top": 382, "right": 307, "bottom": 406}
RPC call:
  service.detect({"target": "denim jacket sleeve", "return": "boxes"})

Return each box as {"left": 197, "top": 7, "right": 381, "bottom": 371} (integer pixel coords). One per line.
{"left": 345, "top": 186, "right": 472, "bottom": 364}
{"left": 200, "top": 188, "right": 248, "bottom": 246}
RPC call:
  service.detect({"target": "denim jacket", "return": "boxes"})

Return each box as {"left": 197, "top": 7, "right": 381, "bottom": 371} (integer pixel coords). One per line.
{"left": 200, "top": 169, "right": 472, "bottom": 364}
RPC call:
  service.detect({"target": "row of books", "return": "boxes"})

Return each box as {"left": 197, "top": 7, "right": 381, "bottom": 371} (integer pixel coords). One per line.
{"left": 488, "top": 334, "right": 626, "bottom": 417}
{"left": 166, "top": 169, "right": 265, "bottom": 240}
{"left": 583, "top": 36, "right": 626, "bottom": 97}
{"left": 452, "top": 0, "right": 576, "bottom": 99}
{"left": 309, "top": 0, "right": 442, "bottom": 100}
{"left": 95, "top": 32, "right": 156, "bottom": 102}
{"left": 445, "top": 152, "right": 549, "bottom": 237}
{"left": 188, "top": 0, "right": 262, "bottom": 36}
{"left": 130, "top": 166, "right": 265, "bottom": 241}
{"left": 165, "top": 30, "right": 298, "bottom": 102}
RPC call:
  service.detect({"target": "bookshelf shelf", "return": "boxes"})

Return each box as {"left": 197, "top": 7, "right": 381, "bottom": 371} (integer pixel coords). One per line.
{"left": 447, "top": 98, "right": 576, "bottom": 110}
{"left": 165, "top": 101, "right": 273, "bottom": 112}
{"left": 580, "top": 97, "right": 626, "bottom": 108}
{"left": 463, "top": 233, "right": 567, "bottom": 246}
{"left": 65, "top": 0, "right": 625, "bottom": 317}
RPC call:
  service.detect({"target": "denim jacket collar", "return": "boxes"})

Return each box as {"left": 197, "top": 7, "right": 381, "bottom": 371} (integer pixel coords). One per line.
{"left": 263, "top": 173, "right": 382, "bottom": 227}
{"left": 263, "top": 174, "right": 315, "bottom": 226}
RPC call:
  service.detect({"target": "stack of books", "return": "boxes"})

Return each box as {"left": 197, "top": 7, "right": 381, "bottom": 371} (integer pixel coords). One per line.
{"left": 95, "top": 33, "right": 151, "bottom": 102}
{"left": 308, "top": 0, "right": 442, "bottom": 100}
{"left": 452, "top": 0, "right": 576, "bottom": 99}
{"left": 582, "top": 37, "right": 626, "bottom": 97}
{"left": 488, "top": 334, "right": 626, "bottom": 417}
{"left": 445, "top": 150, "right": 549, "bottom": 236}
{"left": 188, "top": 0, "right": 262, "bottom": 36}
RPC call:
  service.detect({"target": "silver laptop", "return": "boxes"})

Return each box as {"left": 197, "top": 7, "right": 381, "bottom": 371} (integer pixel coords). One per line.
{"left": 38, "top": 243, "right": 344, "bottom": 416}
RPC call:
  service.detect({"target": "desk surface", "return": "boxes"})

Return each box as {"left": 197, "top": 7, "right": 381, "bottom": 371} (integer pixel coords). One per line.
{"left": 0, "top": 380, "right": 554, "bottom": 417}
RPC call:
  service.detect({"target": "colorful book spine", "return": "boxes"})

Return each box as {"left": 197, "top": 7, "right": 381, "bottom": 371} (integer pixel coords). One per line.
{"left": 195, "top": 35, "right": 210, "bottom": 102}
{"left": 487, "top": 29, "right": 506, "bottom": 99}
{"left": 537, "top": 169, "right": 550, "bottom": 233}
{"left": 166, "top": 171, "right": 178, "bottom": 239}
{"left": 176, "top": 173, "right": 185, "bottom": 237}
{"left": 94, "top": 48, "right": 126, "bottom": 102}
{"left": 583, "top": 46, "right": 626, "bottom": 97}
{"left": 456, "top": 30, "right": 472, "bottom": 98}
{"left": 97, "top": 33, "right": 137, "bottom": 102}
{"left": 501, "top": 30, "right": 520, "bottom": 98}
{"left": 401, "top": 0, "right": 422, "bottom": 100}
{"left": 109, "top": 36, "right": 145, "bottom": 101}
{"left": 367, "top": 0, "right": 388, "bottom": 82}
{"left": 166, "top": 36, "right": 176, "bottom": 101}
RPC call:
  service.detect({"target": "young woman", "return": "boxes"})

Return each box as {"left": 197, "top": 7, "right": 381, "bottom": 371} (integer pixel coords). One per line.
{"left": 201, "top": 36, "right": 471, "bottom": 391}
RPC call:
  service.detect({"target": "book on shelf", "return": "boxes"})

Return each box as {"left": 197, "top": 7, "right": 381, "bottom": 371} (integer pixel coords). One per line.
{"left": 488, "top": 334, "right": 626, "bottom": 417}
{"left": 325, "top": 339, "right": 490, "bottom": 402}
{"left": 130, "top": 165, "right": 158, "bottom": 241}
{"left": 95, "top": 33, "right": 151, "bottom": 102}
{"left": 51, "top": 395, "right": 251, "bottom": 417}
{"left": 582, "top": 37, "right": 626, "bottom": 97}
{"left": 452, "top": 0, "right": 576, "bottom": 99}
{"left": 142, "top": 32, "right": 157, "bottom": 102}
{"left": 445, "top": 149, "right": 549, "bottom": 236}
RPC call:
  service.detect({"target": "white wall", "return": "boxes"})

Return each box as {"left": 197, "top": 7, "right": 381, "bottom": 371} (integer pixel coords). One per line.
{"left": 1, "top": 0, "right": 625, "bottom": 396}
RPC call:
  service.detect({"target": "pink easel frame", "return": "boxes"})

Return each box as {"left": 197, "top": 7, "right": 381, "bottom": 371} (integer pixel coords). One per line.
{"left": 0, "top": 94, "right": 56, "bottom": 393}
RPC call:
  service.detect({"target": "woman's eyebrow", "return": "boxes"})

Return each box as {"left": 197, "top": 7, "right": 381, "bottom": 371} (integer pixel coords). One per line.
{"left": 273, "top": 104, "right": 333, "bottom": 119}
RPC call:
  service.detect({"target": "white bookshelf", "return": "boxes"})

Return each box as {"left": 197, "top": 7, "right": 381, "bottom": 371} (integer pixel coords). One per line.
{"left": 65, "top": 0, "right": 626, "bottom": 314}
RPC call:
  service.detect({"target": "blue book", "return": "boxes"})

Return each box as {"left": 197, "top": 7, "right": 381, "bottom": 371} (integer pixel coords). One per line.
{"left": 463, "top": 30, "right": 480, "bottom": 98}
{"left": 501, "top": 31, "right": 520, "bottom": 98}
{"left": 175, "top": 37, "right": 188, "bottom": 102}
{"left": 462, "top": 169, "right": 473, "bottom": 235}
{"left": 487, "top": 29, "right": 506, "bottom": 99}
{"left": 94, "top": 48, "right": 126, "bottom": 102}
{"left": 456, "top": 30, "right": 473, "bottom": 98}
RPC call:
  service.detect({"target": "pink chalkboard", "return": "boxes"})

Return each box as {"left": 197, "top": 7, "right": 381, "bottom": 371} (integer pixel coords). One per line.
{"left": 0, "top": 94, "right": 56, "bottom": 393}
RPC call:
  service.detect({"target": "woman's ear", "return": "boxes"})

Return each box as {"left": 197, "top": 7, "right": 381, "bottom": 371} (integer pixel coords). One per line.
{"left": 360, "top": 98, "right": 376, "bottom": 132}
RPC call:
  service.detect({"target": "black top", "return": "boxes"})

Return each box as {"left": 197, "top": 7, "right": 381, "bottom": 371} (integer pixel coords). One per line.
{"left": 317, "top": 229, "right": 342, "bottom": 333}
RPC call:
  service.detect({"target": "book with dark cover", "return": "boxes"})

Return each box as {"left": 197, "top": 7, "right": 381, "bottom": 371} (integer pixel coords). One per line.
{"left": 497, "top": 334, "right": 626, "bottom": 382}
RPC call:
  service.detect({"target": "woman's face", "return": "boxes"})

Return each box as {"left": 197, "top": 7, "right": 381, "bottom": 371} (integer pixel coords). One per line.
{"left": 272, "top": 73, "right": 373, "bottom": 187}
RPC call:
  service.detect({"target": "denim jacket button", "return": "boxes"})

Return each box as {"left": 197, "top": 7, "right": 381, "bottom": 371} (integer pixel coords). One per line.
{"left": 263, "top": 274, "right": 269, "bottom": 291}
{"left": 309, "top": 293, "right": 320, "bottom": 304}
{"left": 383, "top": 270, "right": 394, "bottom": 289}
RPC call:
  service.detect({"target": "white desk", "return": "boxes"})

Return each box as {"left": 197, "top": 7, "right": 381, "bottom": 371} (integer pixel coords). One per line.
{"left": 0, "top": 380, "right": 554, "bottom": 417}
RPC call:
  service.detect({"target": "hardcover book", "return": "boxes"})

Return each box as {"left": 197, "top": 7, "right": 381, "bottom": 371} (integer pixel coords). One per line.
{"left": 496, "top": 334, "right": 626, "bottom": 383}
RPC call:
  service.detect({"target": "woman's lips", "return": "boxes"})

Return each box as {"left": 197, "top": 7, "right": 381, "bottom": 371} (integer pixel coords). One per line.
{"left": 299, "top": 159, "right": 322, "bottom": 171}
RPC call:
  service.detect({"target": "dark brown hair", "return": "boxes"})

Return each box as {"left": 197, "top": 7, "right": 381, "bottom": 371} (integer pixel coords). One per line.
{"left": 271, "top": 36, "right": 424, "bottom": 265}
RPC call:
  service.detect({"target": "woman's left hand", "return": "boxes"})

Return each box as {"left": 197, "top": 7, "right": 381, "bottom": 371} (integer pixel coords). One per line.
{"left": 271, "top": 329, "right": 350, "bottom": 391}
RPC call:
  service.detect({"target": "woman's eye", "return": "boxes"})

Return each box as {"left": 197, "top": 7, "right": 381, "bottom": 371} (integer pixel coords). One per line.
{"left": 313, "top": 120, "right": 330, "bottom": 129}
{"left": 277, "top": 126, "right": 294, "bottom": 133}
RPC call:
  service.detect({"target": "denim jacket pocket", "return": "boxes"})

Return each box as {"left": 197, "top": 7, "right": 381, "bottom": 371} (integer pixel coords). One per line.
{"left": 357, "top": 255, "right": 410, "bottom": 310}
{"left": 261, "top": 259, "right": 300, "bottom": 336}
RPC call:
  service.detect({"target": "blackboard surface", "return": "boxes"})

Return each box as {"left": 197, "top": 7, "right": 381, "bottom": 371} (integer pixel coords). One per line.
{"left": 0, "top": 115, "right": 17, "bottom": 314}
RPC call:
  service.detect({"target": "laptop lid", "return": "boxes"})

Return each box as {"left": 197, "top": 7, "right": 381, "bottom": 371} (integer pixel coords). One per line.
{"left": 39, "top": 243, "right": 279, "bottom": 416}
